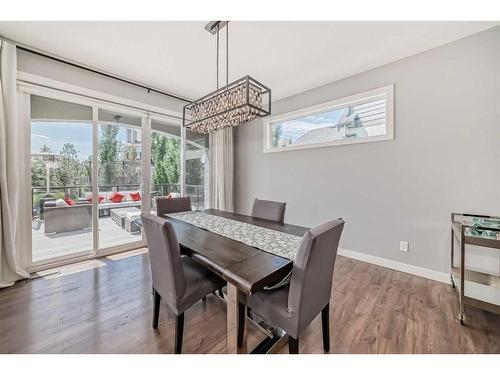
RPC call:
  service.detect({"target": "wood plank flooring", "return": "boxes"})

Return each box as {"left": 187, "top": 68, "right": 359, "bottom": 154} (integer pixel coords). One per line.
{"left": 0, "top": 250, "right": 499, "bottom": 354}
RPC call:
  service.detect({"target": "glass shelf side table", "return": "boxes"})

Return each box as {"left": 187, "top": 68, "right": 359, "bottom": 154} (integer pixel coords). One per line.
{"left": 450, "top": 213, "right": 500, "bottom": 324}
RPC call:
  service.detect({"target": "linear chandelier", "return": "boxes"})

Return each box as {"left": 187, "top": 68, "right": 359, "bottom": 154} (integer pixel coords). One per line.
{"left": 183, "top": 21, "right": 271, "bottom": 134}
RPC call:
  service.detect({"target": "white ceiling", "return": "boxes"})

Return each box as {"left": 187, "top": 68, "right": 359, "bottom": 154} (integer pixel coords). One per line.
{"left": 0, "top": 21, "right": 498, "bottom": 101}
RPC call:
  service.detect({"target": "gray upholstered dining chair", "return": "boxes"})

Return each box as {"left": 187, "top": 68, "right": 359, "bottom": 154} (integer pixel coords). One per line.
{"left": 155, "top": 195, "right": 226, "bottom": 299}
{"left": 238, "top": 218, "right": 344, "bottom": 354}
{"left": 142, "top": 214, "right": 226, "bottom": 354}
{"left": 251, "top": 198, "right": 287, "bottom": 223}
{"left": 156, "top": 196, "right": 192, "bottom": 216}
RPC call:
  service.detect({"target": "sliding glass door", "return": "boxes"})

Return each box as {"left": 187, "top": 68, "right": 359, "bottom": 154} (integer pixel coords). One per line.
{"left": 27, "top": 88, "right": 194, "bottom": 270}
{"left": 30, "top": 95, "right": 95, "bottom": 264}
{"left": 97, "top": 109, "right": 144, "bottom": 250}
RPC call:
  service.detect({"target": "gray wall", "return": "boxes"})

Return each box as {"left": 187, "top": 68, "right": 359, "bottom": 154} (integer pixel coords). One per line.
{"left": 17, "top": 49, "right": 186, "bottom": 114}
{"left": 234, "top": 26, "right": 500, "bottom": 274}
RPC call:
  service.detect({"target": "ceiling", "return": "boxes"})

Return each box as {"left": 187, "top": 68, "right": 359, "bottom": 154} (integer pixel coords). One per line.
{"left": 0, "top": 21, "right": 498, "bottom": 101}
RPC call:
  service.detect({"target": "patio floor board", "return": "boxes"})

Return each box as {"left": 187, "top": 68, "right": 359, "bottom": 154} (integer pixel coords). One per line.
{"left": 32, "top": 217, "right": 142, "bottom": 262}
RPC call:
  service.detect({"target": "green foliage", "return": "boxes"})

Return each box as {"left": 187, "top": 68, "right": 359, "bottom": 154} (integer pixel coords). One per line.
{"left": 99, "top": 125, "right": 120, "bottom": 185}
{"left": 31, "top": 159, "right": 47, "bottom": 187}
{"left": 122, "top": 143, "right": 141, "bottom": 184}
{"left": 271, "top": 125, "right": 293, "bottom": 147}
{"left": 31, "top": 129, "right": 201, "bottom": 196}
{"left": 186, "top": 158, "right": 204, "bottom": 186}
{"left": 272, "top": 124, "right": 283, "bottom": 147}
{"left": 55, "top": 143, "right": 81, "bottom": 186}
{"left": 151, "top": 132, "right": 180, "bottom": 185}
{"left": 32, "top": 145, "right": 54, "bottom": 187}
{"left": 82, "top": 155, "right": 93, "bottom": 184}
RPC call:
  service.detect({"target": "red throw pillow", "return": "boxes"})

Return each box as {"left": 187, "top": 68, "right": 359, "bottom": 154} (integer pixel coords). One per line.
{"left": 130, "top": 192, "right": 141, "bottom": 201}
{"left": 110, "top": 192, "right": 125, "bottom": 203}
{"left": 64, "top": 197, "right": 76, "bottom": 206}
{"left": 87, "top": 195, "right": 105, "bottom": 203}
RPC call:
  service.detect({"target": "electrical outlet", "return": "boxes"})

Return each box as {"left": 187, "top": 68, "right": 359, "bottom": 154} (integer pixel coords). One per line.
{"left": 400, "top": 241, "right": 409, "bottom": 252}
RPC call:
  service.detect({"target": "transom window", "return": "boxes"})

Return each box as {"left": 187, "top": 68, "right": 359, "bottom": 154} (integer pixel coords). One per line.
{"left": 263, "top": 85, "right": 394, "bottom": 153}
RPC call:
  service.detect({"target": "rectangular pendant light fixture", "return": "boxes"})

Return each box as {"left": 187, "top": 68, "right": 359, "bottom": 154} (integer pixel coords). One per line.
{"left": 183, "top": 75, "right": 271, "bottom": 134}
{"left": 183, "top": 21, "right": 272, "bottom": 134}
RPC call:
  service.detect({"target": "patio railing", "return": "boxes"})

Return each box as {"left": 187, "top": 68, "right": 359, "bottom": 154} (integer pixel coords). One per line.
{"left": 32, "top": 183, "right": 206, "bottom": 217}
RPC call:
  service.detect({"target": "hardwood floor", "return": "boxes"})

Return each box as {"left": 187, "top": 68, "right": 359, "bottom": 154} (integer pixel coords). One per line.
{"left": 0, "top": 250, "right": 499, "bottom": 354}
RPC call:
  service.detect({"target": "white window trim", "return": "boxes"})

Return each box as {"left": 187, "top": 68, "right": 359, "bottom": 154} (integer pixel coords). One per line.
{"left": 263, "top": 85, "right": 394, "bottom": 153}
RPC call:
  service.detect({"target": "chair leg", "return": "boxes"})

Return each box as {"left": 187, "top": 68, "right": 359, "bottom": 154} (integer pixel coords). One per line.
{"left": 202, "top": 296, "right": 207, "bottom": 302}
{"left": 321, "top": 303, "right": 330, "bottom": 352}
{"left": 218, "top": 288, "right": 224, "bottom": 298}
{"left": 174, "top": 313, "right": 185, "bottom": 354}
{"left": 289, "top": 336, "right": 299, "bottom": 354}
{"left": 152, "top": 289, "right": 161, "bottom": 329}
{"left": 237, "top": 301, "right": 246, "bottom": 348}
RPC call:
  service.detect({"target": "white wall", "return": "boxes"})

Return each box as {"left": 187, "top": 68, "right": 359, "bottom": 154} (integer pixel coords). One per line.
{"left": 234, "top": 26, "right": 500, "bottom": 274}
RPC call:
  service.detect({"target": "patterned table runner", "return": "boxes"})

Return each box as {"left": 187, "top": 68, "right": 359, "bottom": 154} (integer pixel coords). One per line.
{"left": 167, "top": 211, "right": 302, "bottom": 261}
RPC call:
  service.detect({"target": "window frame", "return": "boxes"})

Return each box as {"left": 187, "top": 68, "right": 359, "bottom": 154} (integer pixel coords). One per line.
{"left": 18, "top": 76, "right": 202, "bottom": 272}
{"left": 263, "top": 85, "right": 394, "bottom": 153}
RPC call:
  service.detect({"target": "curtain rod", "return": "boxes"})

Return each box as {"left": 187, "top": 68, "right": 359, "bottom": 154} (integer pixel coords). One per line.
{"left": 0, "top": 34, "right": 192, "bottom": 103}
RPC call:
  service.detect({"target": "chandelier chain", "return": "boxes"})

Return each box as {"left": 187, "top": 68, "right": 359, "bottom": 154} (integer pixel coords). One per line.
{"left": 226, "top": 23, "right": 229, "bottom": 85}
{"left": 216, "top": 25, "right": 219, "bottom": 90}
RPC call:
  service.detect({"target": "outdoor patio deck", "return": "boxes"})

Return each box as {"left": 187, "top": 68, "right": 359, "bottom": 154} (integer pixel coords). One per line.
{"left": 32, "top": 217, "right": 142, "bottom": 262}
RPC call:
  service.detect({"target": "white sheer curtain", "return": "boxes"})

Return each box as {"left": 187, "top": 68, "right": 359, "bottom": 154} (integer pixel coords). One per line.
{"left": 209, "top": 127, "right": 234, "bottom": 212}
{"left": 0, "top": 41, "right": 29, "bottom": 287}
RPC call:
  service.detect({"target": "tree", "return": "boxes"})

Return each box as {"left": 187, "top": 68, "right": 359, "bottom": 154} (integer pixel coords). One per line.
{"left": 151, "top": 132, "right": 180, "bottom": 186}
{"left": 186, "top": 158, "right": 204, "bottom": 186}
{"left": 81, "top": 155, "right": 93, "bottom": 185}
{"left": 31, "top": 159, "right": 47, "bottom": 187}
{"left": 55, "top": 143, "right": 81, "bottom": 187}
{"left": 32, "top": 145, "right": 54, "bottom": 187}
{"left": 39, "top": 144, "right": 52, "bottom": 153}
{"left": 272, "top": 124, "right": 283, "bottom": 147}
{"left": 99, "top": 125, "right": 120, "bottom": 186}
{"left": 121, "top": 143, "right": 141, "bottom": 185}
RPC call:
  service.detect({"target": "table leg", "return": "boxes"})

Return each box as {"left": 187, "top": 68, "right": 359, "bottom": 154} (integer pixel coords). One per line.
{"left": 227, "top": 282, "right": 247, "bottom": 354}
{"left": 459, "top": 227, "right": 466, "bottom": 324}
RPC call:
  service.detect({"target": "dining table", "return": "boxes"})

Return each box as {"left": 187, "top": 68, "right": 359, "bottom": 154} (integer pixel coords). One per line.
{"left": 159, "top": 208, "right": 308, "bottom": 354}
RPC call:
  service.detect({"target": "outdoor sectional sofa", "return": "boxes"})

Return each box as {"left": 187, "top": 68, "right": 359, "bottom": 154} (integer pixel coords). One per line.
{"left": 44, "top": 203, "right": 93, "bottom": 234}
{"left": 43, "top": 191, "right": 141, "bottom": 234}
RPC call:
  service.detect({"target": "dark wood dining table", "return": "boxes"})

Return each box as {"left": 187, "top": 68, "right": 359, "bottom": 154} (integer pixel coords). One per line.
{"left": 160, "top": 208, "right": 308, "bottom": 354}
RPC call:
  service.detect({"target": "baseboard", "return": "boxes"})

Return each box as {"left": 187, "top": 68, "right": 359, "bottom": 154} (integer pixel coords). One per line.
{"left": 338, "top": 248, "right": 451, "bottom": 284}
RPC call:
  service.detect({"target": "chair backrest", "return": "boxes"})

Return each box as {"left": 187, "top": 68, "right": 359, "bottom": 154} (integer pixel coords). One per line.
{"left": 156, "top": 196, "right": 192, "bottom": 216}
{"left": 251, "top": 198, "right": 286, "bottom": 223}
{"left": 288, "top": 218, "right": 344, "bottom": 331}
{"left": 141, "top": 214, "right": 186, "bottom": 312}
